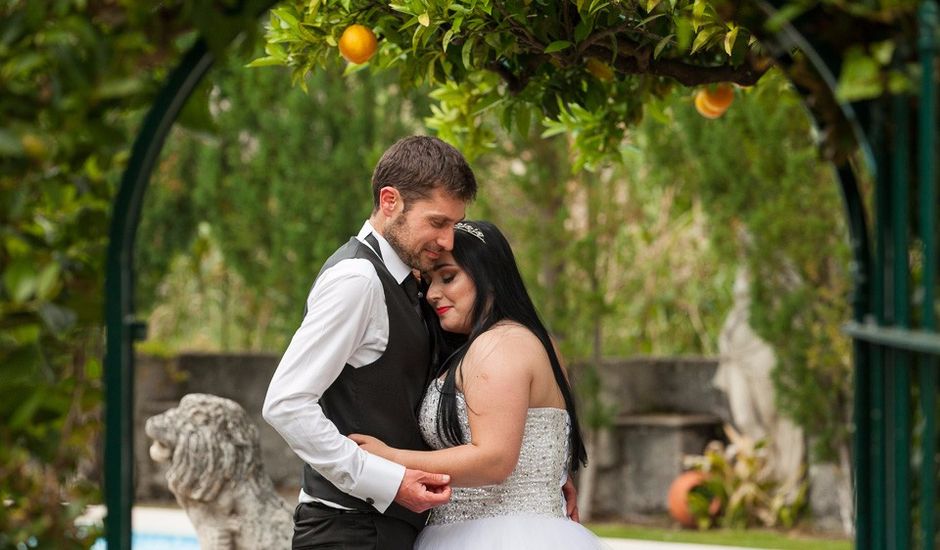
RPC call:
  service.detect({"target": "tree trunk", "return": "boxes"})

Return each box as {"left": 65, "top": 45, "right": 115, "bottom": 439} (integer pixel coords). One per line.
{"left": 577, "top": 427, "right": 597, "bottom": 521}
{"left": 578, "top": 292, "right": 604, "bottom": 521}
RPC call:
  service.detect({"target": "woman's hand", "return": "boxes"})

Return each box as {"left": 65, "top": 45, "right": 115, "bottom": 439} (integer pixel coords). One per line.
{"left": 349, "top": 433, "right": 396, "bottom": 461}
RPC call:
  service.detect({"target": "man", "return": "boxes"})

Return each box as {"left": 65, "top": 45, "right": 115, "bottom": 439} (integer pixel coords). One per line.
{"left": 263, "top": 136, "right": 478, "bottom": 549}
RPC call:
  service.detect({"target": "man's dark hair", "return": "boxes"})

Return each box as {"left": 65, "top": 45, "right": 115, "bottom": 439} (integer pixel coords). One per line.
{"left": 371, "top": 136, "right": 477, "bottom": 211}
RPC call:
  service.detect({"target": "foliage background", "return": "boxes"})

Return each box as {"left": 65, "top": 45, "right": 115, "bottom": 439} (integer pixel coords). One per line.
{"left": 0, "top": 0, "right": 884, "bottom": 545}
{"left": 138, "top": 58, "right": 428, "bottom": 350}
{"left": 0, "top": 2, "right": 196, "bottom": 546}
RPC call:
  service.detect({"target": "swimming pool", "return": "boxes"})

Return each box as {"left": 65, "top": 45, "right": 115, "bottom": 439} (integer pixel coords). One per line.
{"left": 91, "top": 533, "right": 199, "bottom": 550}
{"left": 83, "top": 505, "right": 200, "bottom": 549}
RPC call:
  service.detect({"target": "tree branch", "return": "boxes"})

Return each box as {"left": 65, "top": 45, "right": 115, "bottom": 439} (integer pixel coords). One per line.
{"left": 486, "top": 60, "right": 526, "bottom": 93}
{"left": 584, "top": 43, "right": 772, "bottom": 87}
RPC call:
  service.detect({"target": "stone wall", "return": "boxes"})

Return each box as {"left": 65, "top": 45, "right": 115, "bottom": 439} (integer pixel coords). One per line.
{"left": 135, "top": 354, "right": 729, "bottom": 516}
{"left": 592, "top": 356, "right": 730, "bottom": 418}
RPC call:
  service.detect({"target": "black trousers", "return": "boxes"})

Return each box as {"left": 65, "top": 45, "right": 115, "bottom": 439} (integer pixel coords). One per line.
{"left": 292, "top": 502, "right": 420, "bottom": 550}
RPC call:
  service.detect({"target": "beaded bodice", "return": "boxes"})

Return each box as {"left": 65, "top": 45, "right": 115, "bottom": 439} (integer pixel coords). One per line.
{"left": 419, "top": 380, "right": 571, "bottom": 525}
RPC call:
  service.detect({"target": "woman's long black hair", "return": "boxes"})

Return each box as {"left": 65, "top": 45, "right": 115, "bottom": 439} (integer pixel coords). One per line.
{"left": 431, "top": 220, "right": 587, "bottom": 472}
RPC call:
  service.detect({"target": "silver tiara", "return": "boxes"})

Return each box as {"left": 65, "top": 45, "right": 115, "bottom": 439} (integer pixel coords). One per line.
{"left": 455, "top": 222, "right": 485, "bottom": 243}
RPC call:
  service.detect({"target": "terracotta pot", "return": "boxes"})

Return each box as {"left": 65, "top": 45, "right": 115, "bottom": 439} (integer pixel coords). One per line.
{"left": 667, "top": 470, "right": 710, "bottom": 528}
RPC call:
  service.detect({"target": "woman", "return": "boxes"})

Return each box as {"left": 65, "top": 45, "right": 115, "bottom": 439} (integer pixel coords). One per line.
{"left": 351, "top": 220, "right": 606, "bottom": 549}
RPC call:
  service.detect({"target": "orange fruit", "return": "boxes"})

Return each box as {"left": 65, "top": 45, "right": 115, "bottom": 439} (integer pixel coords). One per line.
{"left": 694, "top": 90, "right": 725, "bottom": 119}
{"left": 338, "top": 24, "right": 378, "bottom": 64}
{"left": 700, "top": 83, "right": 734, "bottom": 112}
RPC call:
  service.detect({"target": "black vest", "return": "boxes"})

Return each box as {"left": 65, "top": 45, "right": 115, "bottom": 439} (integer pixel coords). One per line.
{"left": 301, "top": 237, "right": 432, "bottom": 529}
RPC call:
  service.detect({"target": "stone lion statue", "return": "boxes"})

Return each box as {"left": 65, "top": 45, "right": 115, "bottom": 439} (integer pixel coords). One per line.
{"left": 145, "top": 393, "right": 292, "bottom": 549}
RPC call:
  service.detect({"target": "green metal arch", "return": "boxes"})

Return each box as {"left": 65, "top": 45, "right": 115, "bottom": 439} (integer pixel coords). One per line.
{"left": 739, "top": 3, "right": 879, "bottom": 541}
{"left": 105, "top": 2, "right": 894, "bottom": 548}
{"left": 103, "top": 5, "right": 278, "bottom": 547}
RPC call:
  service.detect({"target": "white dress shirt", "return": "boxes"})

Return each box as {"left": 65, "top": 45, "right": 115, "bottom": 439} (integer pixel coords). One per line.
{"left": 262, "top": 221, "right": 415, "bottom": 512}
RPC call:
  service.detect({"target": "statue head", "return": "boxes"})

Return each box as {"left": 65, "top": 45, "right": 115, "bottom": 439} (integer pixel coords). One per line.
{"left": 145, "top": 393, "right": 262, "bottom": 502}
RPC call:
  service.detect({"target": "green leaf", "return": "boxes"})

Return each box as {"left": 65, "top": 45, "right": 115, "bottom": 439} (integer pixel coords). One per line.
{"left": 540, "top": 121, "right": 568, "bottom": 138}
{"left": 85, "top": 357, "right": 103, "bottom": 379}
{"left": 388, "top": 4, "right": 413, "bottom": 15}
{"left": 35, "top": 262, "right": 60, "bottom": 300}
{"left": 270, "top": 6, "right": 299, "bottom": 27}
{"left": 499, "top": 103, "right": 514, "bottom": 132}
{"left": 93, "top": 77, "right": 145, "bottom": 101}
{"left": 729, "top": 28, "right": 750, "bottom": 66}
{"left": 872, "top": 40, "right": 894, "bottom": 65}
{"left": 646, "top": 0, "right": 663, "bottom": 12}
{"left": 675, "top": 17, "right": 693, "bottom": 52}
{"left": 691, "top": 26, "right": 718, "bottom": 54}
{"left": 887, "top": 70, "right": 913, "bottom": 94}
{"left": 653, "top": 34, "right": 673, "bottom": 59}
{"left": 724, "top": 26, "right": 738, "bottom": 56}
{"left": 418, "top": 12, "right": 430, "bottom": 27}
{"left": 646, "top": 97, "right": 670, "bottom": 124}
{"left": 4, "top": 52, "right": 43, "bottom": 78}
{"left": 245, "top": 56, "right": 284, "bottom": 68}
{"left": 588, "top": 0, "right": 611, "bottom": 15}
{"left": 177, "top": 80, "right": 217, "bottom": 134}
{"left": 574, "top": 18, "right": 593, "bottom": 43}
{"left": 4, "top": 259, "right": 37, "bottom": 304}
{"left": 544, "top": 40, "right": 573, "bottom": 54}
{"left": 442, "top": 29, "right": 455, "bottom": 51}
{"left": 639, "top": 13, "right": 666, "bottom": 27}
{"left": 462, "top": 37, "right": 475, "bottom": 68}
{"left": 8, "top": 323, "right": 41, "bottom": 346}
{"left": 693, "top": 0, "right": 708, "bottom": 24}
{"left": 835, "top": 47, "right": 883, "bottom": 102}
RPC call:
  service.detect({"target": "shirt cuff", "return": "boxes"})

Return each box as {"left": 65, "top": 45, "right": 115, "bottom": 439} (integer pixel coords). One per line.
{"left": 347, "top": 453, "right": 406, "bottom": 512}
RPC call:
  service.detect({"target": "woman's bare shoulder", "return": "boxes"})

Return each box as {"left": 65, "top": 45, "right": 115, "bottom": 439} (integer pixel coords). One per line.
{"left": 462, "top": 322, "right": 547, "bottom": 373}
{"left": 473, "top": 321, "right": 542, "bottom": 350}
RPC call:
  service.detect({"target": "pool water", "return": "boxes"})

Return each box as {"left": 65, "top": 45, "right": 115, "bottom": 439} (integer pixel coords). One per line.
{"left": 91, "top": 533, "right": 200, "bottom": 549}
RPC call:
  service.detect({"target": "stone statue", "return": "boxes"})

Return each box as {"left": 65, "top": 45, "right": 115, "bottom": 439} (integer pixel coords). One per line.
{"left": 712, "top": 267, "right": 805, "bottom": 498}
{"left": 145, "top": 393, "right": 292, "bottom": 549}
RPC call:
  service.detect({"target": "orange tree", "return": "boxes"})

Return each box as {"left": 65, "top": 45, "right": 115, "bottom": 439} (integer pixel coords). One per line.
{"left": 259, "top": 0, "right": 919, "bottom": 168}
{"left": 258, "top": 0, "right": 772, "bottom": 168}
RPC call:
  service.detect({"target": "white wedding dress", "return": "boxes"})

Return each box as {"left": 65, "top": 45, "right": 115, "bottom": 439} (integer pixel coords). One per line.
{"left": 414, "top": 380, "right": 606, "bottom": 549}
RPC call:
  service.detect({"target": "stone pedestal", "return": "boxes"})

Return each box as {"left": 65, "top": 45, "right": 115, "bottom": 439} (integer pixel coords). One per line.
{"left": 593, "top": 413, "right": 724, "bottom": 517}
{"left": 582, "top": 357, "right": 729, "bottom": 519}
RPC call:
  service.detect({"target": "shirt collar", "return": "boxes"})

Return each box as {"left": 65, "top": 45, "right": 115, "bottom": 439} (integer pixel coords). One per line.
{"left": 357, "top": 220, "right": 413, "bottom": 285}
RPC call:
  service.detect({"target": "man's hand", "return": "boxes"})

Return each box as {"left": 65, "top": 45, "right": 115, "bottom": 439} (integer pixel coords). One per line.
{"left": 394, "top": 468, "right": 451, "bottom": 513}
{"left": 562, "top": 477, "right": 580, "bottom": 523}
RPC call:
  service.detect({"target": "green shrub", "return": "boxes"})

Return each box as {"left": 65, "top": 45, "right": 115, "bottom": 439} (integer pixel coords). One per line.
{"left": 685, "top": 425, "right": 807, "bottom": 530}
